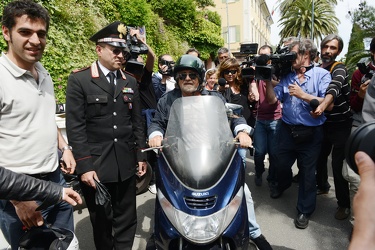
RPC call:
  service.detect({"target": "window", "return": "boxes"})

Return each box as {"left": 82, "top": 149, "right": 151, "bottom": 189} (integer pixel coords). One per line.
{"left": 223, "top": 26, "right": 240, "bottom": 43}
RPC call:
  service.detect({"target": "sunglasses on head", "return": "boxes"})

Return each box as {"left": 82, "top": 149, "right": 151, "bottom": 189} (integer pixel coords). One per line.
{"left": 177, "top": 73, "right": 198, "bottom": 80}
{"left": 223, "top": 69, "right": 237, "bottom": 75}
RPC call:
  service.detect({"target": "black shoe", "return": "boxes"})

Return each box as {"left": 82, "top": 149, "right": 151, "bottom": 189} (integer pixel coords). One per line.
{"left": 316, "top": 188, "right": 329, "bottom": 195}
{"left": 270, "top": 187, "right": 283, "bottom": 199}
{"left": 251, "top": 234, "right": 273, "bottom": 250}
{"left": 294, "top": 213, "right": 309, "bottom": 229}
{"left": 255, "top": 174, "right": 262, "bottom": 186}
{"left": 292, "top": 173, "right": 299, "bottom": 183}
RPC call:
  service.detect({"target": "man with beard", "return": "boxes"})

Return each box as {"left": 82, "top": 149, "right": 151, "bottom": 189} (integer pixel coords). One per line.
{"left": 314, "top": 34, "right": 352, "bottom": 220}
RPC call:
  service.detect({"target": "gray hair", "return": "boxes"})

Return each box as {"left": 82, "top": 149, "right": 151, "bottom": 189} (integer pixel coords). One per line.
{"left": 289, "top": 38, "right": 317, "bottom": 62}
{"left": 321, "top": 34, "right": 344, "bottom": 52}
{"left": 217, "top": 47, "right": 229, "bottom": 55}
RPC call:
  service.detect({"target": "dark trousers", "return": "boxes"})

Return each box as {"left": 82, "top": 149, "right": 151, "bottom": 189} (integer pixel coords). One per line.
{"left": 276, "top": 122, "right": 323, "bottom": 215}
{"left": 316, "top": 120, "right": 352, "bottom": 208}
{"left": 81, "top": 175, "right": 137, "bottom": 250}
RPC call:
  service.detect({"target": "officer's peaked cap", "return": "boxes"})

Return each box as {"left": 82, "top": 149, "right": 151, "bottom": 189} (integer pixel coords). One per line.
{"left": 90, "top": 21, "right": 128, "bottom": 48}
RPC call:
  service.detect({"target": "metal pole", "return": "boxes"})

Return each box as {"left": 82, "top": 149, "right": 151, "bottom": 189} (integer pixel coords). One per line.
{"left": 311, "top": 0, "right": 314, "bottom": 41}
{"left": 226, "top": 0, "right": 230, "bottom": 53}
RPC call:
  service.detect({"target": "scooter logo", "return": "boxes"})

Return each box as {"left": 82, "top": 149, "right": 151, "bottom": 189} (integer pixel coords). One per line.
{"left": 191, "top": 192, "right": 209, "bottom": 197}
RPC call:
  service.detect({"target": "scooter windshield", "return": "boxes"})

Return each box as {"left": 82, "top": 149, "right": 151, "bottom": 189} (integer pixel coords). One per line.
{"left": 162, "top": 96, "right": 236, "bottom": 190}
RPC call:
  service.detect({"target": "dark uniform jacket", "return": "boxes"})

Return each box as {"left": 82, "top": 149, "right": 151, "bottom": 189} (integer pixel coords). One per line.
{"left": 66, "top": 61, "right": 146, "bottom": 183}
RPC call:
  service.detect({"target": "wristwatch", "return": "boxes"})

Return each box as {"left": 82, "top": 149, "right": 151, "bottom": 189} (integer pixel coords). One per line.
{"left": 61, "top": 145, "right": 73, "bottom": 153}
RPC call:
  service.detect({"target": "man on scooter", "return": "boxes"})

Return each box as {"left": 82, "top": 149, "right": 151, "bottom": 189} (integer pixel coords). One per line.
{"left": 148, "top": 55, "right": 273, "bottom": 250}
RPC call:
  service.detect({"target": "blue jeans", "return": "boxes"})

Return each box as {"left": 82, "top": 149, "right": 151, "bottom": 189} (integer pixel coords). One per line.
{"left": 238, "top": 148, "right": 261, "bottom": 239}
{"left": 276, "top": 122, "right": 323, "bottom": 215}
{"left": 0, "top": 168, "right": 74, "bottom": 250}
{"left": 253, "top": 119, "right": 281, "bottom": 183}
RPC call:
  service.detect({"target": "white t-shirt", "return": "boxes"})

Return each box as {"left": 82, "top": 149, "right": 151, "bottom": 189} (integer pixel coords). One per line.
{"left": 0, "top": 52, "right": 58, "bottom": 174}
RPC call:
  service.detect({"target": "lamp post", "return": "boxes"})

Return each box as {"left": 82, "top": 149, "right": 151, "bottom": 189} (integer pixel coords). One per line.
{"left": 226, "top": 0, "right": 230, "bottom": 53}
{"left": 311, "top": 0, "right": 314, "bottom": 41}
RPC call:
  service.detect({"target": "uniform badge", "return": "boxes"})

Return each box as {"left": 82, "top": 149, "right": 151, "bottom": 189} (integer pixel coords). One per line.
{"left": 122, "top": 87, "right": 134, "bottom": 93}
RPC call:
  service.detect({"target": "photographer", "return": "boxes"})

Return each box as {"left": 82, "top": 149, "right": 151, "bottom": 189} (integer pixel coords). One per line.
{"left": 265, "top": 38, "right": 331, "bottom": 229}
{"left": 360, "top": 38, "right": 375, "bottom": 124}
{"left": 123, "top": 28, "right": 158, "bottom": 194}
{"left": 152, "top": 54, "right": 176, "bottom": 101}
{"left": 339, "top": 37, "right": 375, "bottom": 229}
{"left": 251, "top": 45, "right": 282, "bottom": 189}
{"left": 350, "top": 37, "right": 375, "bottom": 121}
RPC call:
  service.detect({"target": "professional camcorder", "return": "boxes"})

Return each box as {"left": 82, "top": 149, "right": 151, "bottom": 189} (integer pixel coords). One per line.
{"left": 357, "top": 57, "right": 374, "bottom": 84}
{"left": 124, "top": 26, "right": 149, "bottom": 76}
{"left": 240, "top": 43, "right": 296, "bottom": 81}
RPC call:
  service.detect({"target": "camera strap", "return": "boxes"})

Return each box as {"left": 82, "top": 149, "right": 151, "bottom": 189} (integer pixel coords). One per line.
{"left": 329, "top": 61, "right": 343, "bottom": 73}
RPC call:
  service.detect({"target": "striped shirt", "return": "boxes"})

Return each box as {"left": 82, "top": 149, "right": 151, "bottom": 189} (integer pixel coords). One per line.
{"left": 323, "top": 62, "right": 352, "bottom": 123}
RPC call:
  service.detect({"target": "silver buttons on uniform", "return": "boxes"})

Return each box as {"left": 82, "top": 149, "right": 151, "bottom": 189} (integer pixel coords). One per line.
{"left": 114, "top": 99, "right": 117, "bottom": 102}
{"left": 113, "top": 125, "right": 117, "bottom": 129}
{"left": 96, "top": 98, "right": 99, "bottom": 101}
{"left": 114, "top": 138, "right": 118, "bottom": 142}
{"left": 113, "top": 112, "right": 117, "bottom": 116}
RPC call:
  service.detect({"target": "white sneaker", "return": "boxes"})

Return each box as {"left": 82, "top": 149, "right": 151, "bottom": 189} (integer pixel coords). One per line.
{"left": 148, "top": 184, "right": 157, "bottom": 194}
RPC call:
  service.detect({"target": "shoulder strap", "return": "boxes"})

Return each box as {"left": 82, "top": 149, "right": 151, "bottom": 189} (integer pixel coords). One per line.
{"left": 330, "top": 61, "right": 343, "bottom": 73}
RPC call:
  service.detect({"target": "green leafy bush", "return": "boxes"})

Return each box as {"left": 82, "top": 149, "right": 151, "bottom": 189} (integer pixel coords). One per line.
{"left": 1, "top": 0, "right": 223, "bottom": 103}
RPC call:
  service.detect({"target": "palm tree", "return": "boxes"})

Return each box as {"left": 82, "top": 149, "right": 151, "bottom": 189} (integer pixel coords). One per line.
{"left": 276, "top": 0, "right": 340, "bottom": 44}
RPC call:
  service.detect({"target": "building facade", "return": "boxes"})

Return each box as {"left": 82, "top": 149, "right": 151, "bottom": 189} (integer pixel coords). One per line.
{"left": 209, "top": 0, "right": 273, "bottom": 58}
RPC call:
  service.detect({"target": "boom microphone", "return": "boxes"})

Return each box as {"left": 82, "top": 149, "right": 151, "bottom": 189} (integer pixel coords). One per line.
{"left": 218, "top": 78, "right": 227, "bottom": 87}
{"left": 310, "top": 99, "right": 319, "bottom": 111}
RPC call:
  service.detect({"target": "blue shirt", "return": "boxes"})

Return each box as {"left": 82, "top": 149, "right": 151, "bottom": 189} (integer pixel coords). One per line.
{"left": 274, "top": 66, "right": 331, "bottom": 126}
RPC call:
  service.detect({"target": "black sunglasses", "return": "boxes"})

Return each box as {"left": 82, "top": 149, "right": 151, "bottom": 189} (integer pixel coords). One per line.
{"left": 223, "top": 69, "right": 238, "bottom": 75}
{"left": 105, "top": 46, "right": 124, "bottom": 56}
{"left": 177, "top": 73, "right": 198, "bottom": 80}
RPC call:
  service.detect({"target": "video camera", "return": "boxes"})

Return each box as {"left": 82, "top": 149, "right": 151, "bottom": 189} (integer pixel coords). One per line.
{"left": 124, "top": 26, "right": 149, "bottom": 76}
{"left": 357, "top": 57, "right": 374, "bottom": 84}
{"left": 158, "top": 59, "right": 175, "bottom": 77}
{"left": 240, "top": 43, "right": 296, "bottom": 81}
{"left": 239, "top": 43, "right": 258, "bottom": 79}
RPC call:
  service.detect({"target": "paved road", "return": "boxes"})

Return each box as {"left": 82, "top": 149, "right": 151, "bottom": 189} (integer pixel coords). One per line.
{"left": 1, "top": 155, "right": 352, "bottom": 250}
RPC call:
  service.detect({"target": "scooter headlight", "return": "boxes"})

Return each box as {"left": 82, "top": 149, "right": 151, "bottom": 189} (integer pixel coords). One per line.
{"left": 158, "top": 187, "right": 244, "bottom": 244}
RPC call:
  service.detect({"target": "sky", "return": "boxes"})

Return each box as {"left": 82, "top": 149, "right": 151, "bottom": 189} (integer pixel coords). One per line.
{"left": 265, "top": 0, "right": 375, "bottom": 59}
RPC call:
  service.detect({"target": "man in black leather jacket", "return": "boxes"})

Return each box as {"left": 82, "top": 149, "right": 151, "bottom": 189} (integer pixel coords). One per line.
{"left": 0, "top": 166, "right": 82, "bottom": 209}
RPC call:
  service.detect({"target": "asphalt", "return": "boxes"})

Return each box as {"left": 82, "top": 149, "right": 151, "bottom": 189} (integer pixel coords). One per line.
{"left": 1, "top": 154, "right": 352, "bottom": 250}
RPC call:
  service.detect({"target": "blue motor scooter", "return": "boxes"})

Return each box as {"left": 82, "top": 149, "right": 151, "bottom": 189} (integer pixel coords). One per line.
{"left": 151, "top": 96, "right": 250, "bottom": 249}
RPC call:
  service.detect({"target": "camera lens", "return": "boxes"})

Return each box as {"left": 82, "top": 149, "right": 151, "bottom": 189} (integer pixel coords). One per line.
{"left": 345, "top": 121, "right": 375, "bottom": 174}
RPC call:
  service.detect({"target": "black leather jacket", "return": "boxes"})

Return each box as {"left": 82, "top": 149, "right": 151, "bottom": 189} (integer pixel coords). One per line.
{"left": 0, "top": 166, "right": 62, "bottom": 209}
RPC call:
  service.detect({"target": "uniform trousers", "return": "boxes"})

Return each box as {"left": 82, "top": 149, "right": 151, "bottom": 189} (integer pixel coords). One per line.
{"left": 81, "top": 175, "right": 137, "bottom": 250}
